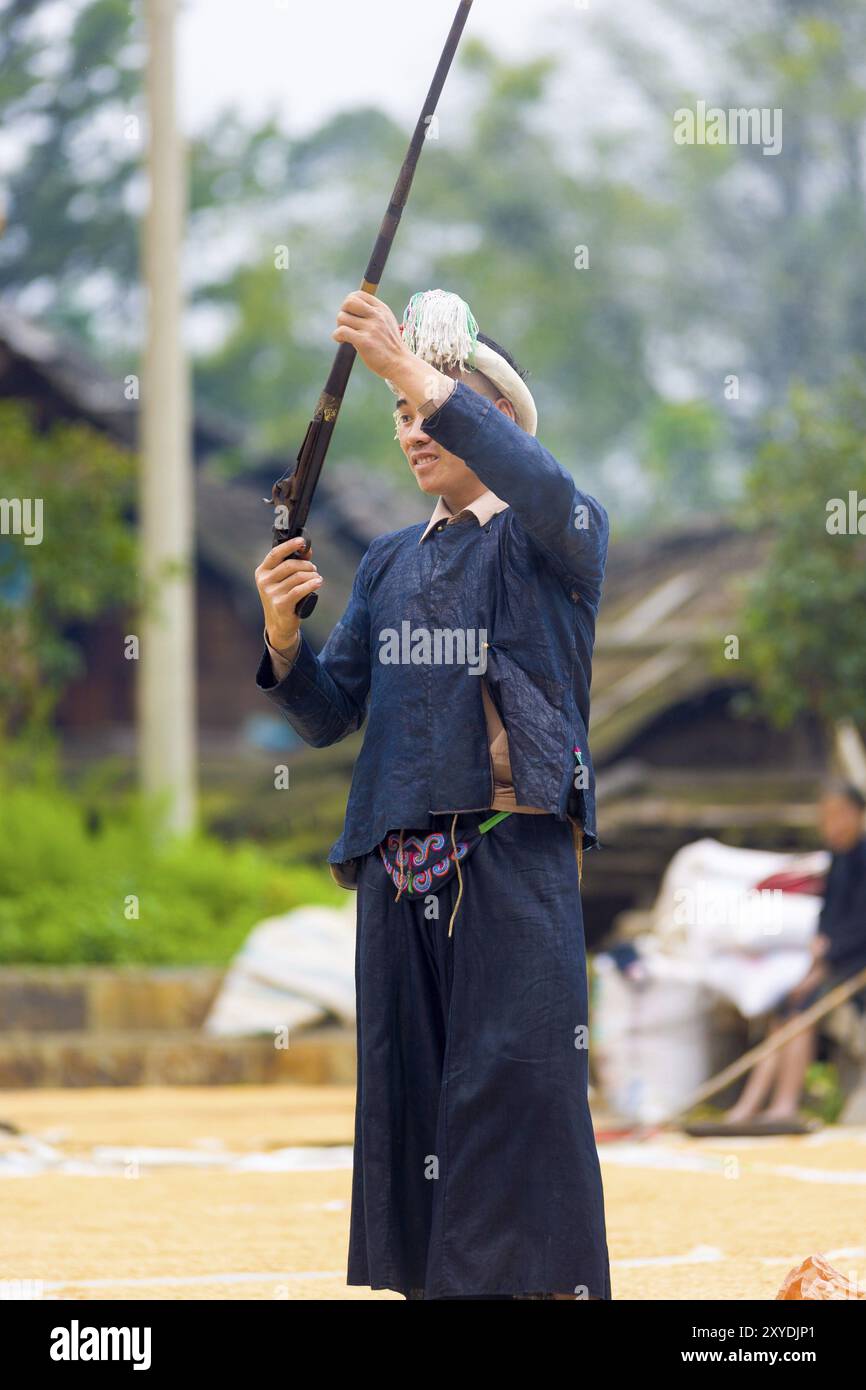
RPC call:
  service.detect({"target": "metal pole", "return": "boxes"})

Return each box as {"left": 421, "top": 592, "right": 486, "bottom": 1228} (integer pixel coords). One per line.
{"left": 139, "top": 0, "right": 196, "bottom": 832}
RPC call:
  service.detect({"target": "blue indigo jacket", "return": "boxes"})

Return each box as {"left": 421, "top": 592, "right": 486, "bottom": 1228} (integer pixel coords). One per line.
{"left": 256, "top": 378, "right": 609, "bottom": 873}
{"left": 818, "top": 836, "right": 866, "bottom": 974}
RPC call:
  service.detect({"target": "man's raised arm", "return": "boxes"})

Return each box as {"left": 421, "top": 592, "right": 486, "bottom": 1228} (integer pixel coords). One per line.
{"left": 331, "top": 290, "right": 608, "bottom": 611}
{"left": 420, "top": 380, "right": 609, "bottom": 609}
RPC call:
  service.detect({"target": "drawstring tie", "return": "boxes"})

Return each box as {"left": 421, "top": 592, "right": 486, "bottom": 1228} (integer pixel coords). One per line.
{"left": 448, "top": 811, "right": 463, "bottom": 938}
{"left": 572, "top": 820, "right": 584, "bottom": 887}
{"left": 391, "top": 814, "right": 583, "bottom": 933}
{"left": 393, "top": 826, "right": 406, "bottom": 902}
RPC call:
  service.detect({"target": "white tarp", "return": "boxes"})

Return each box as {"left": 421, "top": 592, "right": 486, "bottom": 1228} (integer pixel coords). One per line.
{"left": 203, "top": 900, "right": 357, "bottom": 1037}
{"left": 638, "top": 836, "right": 829, "bottom": 1014}
{"left": 592, "top": 958, "right": 717, "bottom": 1123}
{"left": 650, "top": 838, "right": 828, "bottom": 957}
{"left": 593, "top": 837, "right": 831, "bottom": 1122}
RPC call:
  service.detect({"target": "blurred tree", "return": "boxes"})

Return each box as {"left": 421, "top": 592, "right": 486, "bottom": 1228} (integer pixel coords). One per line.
{"left": 193, "top": 40, "right": 663, "bottom": 501}
{"left": 3, "top": 0, "right": 863, "bottom": 531}
{"left": 597, "top": 0, "right": 866, "bottom": 463}
{"left": 738, "top": 370, "right": 866, "bottom": 733}
{"left": 0, "top": 400, "right": 136, "bottom": 758}
{"left": 0, "top": 0, "right": 145, "bottom": 343}
{"left": 0, "top": 0, "right": 293, "bottom": 345}
{"left": 641, "top": 398, "right": 727, "bottom": 518}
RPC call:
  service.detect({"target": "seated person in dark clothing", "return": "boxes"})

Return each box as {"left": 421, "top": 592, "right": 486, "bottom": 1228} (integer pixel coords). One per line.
{"left": 727, "top": 781, "right": 866, "bottom": 1124}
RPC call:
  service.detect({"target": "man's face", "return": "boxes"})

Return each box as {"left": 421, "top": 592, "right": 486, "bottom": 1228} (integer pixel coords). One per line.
{"left": 393, "top": 366, "right": 514, "bottom": 496}
{"left": 819, "top": 793, "right": 864, "bottom": 852}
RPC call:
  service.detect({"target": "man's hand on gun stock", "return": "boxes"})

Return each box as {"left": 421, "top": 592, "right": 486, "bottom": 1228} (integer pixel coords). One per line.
{"left": 332, "top": 291, "right": 406, "bottom": 379}
{"left": 255, "top": 535, "right": 324, "bottom": 660}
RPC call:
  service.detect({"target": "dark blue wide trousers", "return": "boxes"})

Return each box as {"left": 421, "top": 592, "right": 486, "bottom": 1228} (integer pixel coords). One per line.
{"left": 347, "top": 809, "right": 612, "bottom": 1300}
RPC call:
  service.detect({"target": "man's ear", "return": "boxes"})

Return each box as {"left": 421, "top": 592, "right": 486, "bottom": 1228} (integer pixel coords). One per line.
{"left": 494, "top": 396, "right": 516, "bottom": 421}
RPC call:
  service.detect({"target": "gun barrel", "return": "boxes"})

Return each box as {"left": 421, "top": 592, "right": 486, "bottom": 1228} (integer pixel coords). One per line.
{"left": 361, "top": 0, "right": 474, "bottom": 295}
{"left": 271, "top": 0, "right": 474, "bottom": 536}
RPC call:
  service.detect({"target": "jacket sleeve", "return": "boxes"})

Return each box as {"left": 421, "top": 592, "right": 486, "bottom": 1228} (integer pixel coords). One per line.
{"left": 819, "top": 852, "right": 866, "bottom": 970}
{"left": 421, "top": 378, "right": 609, "bottom": 608}
{"left": 255, "top": 546, "right": 372, "bottom": 748}
{"left": 263, "top": 628, "right": 300, "bottom": 681}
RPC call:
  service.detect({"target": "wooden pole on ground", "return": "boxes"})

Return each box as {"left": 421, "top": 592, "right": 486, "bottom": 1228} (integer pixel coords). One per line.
{"left": 659, "top": 963, "right": 866, "bottom": 1127}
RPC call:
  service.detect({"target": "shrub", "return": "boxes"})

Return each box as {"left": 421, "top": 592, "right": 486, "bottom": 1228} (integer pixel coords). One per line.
{"left": 0, "top": 782, "right": 344, "bottom": 964}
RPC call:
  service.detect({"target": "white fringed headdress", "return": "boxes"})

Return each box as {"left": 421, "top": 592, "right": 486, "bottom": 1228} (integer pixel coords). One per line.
{"left": 400, "top": 289, "right": 479, "bottom": 370}
{"left": 390, "top": 288, "right": 538, "bottom": 436}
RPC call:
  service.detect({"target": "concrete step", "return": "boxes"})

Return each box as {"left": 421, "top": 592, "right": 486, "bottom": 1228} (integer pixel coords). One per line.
{"left": 0, "top": 1026, "right": 357, "bottom": 1089}
{"left": 0, "top": 967, "right": 224, "bottom": 1033}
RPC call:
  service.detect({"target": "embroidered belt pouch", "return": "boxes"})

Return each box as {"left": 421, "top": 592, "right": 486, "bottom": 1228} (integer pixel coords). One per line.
{"left": 377, "top": 827, "right": 481, "bottom": 896}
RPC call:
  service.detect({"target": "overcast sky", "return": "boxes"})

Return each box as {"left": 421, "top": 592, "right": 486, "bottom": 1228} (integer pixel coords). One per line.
{"left": 179, "top": 0, "right": 573, "bottom": 135}
{"left": 0, "top": 0, "right": 695, "bottom": 180}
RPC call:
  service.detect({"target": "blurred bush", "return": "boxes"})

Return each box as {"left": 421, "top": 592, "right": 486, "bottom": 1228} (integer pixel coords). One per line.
{"left": 0, "top": 401, "right": 137, "bottom": 751}
{"left": 0, "top": 781, "right": 344, "bottom": 965}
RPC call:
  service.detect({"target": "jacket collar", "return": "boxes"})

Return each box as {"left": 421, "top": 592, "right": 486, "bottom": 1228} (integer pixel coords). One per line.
{"left": 419, "top": 489, "right": 509, "bottom": 544}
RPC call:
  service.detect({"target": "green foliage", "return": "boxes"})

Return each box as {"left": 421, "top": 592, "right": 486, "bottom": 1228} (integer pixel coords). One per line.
{"left": 738, "top": 371, "right": 866, "bottom": 729}
{"left": 0, "top": 0, "right": 296, "bottom": 346}
{"left": 803, "top": 1061, "right": 845, "bottom": 1124}
{"left": 189, "top": 38, "right": 664, "bottom": 510}
{"left": 4, "top": 0, "right": 866, "bottom": 531}
{"left": 0, "top": 0, "right": 144, "bottom": 338}
{"left": 603, "top": 0, "right": 866, "bottom": 481}
{"left": 641, "top": 399, "right": 727, "bottom": 517}
{"left": 0, "top": 401, "right": 137, "bottom": 745}
{"left": 0, "top": 781, "right": 343, "bottom": 964}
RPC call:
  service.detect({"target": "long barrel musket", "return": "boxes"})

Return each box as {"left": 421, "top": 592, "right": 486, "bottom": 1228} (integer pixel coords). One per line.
{"left": 267, "top": 0, "right": 474, "bottom": 619}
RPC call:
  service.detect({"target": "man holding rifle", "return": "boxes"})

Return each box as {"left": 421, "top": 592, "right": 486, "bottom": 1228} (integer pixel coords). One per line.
{"left": 254, "top": 285, "right": 612, "bottom": 1300}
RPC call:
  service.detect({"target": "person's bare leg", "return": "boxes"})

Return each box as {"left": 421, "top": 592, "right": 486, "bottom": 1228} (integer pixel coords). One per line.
{"left": 726, "top": 1022, "right": 784, "bottom": 1121}
{"left": 762, "top": 1025, "right": 815, "bottom": 1120}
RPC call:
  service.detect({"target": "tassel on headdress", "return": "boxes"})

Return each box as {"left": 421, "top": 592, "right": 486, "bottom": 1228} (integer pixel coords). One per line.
{"left": 400, "top": 289, "right": 479, "bottom": 372}
{"left": 391, "top": 285, "right": 539, "bottom": 436}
